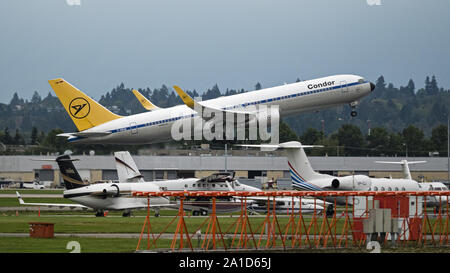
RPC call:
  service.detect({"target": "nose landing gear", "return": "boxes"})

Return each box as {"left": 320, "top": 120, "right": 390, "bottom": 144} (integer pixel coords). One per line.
{"left": 350, "top": 101, "right": 359, "bottom": 117}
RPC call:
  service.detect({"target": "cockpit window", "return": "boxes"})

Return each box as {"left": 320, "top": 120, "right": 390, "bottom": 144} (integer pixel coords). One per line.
{"left": 358, "top": 78, "right": 365, "bottom": 83}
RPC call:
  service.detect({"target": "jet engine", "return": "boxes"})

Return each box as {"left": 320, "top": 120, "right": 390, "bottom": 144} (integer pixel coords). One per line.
{"left": 329, "top": 175, "right": 371, "bottom": 191}
{"left": 98, "top": 184, "right": 120, "bottom": 198}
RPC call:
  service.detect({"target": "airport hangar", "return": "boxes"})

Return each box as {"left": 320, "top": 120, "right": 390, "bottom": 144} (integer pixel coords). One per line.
{"left": 0, "top": 151, "right": 448, "bottom": 189}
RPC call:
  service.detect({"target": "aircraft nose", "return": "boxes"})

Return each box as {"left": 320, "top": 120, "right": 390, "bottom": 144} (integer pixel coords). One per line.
{"left": 370, "top": 82, "right": 375, "bottom": 92}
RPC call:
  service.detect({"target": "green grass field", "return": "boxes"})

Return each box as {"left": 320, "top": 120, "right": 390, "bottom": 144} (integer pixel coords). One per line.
{"left": 0, "top": 197, "right": 77, "bottom": 207}
{"left": 1, "top": 190, "right": 450, "bottom": 253}
{"left": 0, "top": 237, "right": 139, "bottom": 253}
{"left": 0, "top": 189, "right": 64, "bottom": 194}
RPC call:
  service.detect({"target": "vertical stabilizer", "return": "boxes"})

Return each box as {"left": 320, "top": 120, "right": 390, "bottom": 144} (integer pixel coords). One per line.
{"left": 48, "top": 78, "right": 121, "bottom": 131}
{"left": 56, "top": 155, "right": 89, "bottom": 190}
{"left": 237, "top": 141, "right": 326, "bottom": 190}
{"left": 114, "top": 151, "right": 145, "bottom": 183}
{"left": 279, "top": 142, "right": 325, "bottom": 182}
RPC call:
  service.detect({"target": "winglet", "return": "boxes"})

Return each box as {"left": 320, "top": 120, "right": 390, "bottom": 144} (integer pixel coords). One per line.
{"left": 16, "top": 191, "right": 24, "bottom": 205}
{"left": 132, "top": 89, "right": 160, "bottom": 111}
{"left": 173, "top": 85, "right": 195, "bottom": 109}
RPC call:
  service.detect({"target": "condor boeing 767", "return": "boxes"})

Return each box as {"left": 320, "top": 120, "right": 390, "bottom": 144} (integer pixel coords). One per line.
{"left": 48, "top": 75, "right": 375, "bottom": 144}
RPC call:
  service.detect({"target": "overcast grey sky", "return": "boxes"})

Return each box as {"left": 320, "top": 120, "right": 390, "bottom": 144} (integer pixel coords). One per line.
{"left": 0, "top": 0, "right": 449, "bottom": 103}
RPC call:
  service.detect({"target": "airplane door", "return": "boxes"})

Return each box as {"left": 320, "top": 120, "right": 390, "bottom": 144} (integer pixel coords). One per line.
{"left": 130, "top": 122, "right": 138, "bottom": 135}
{"left": 340, "top": 80, "right": 348, "bottom": 93}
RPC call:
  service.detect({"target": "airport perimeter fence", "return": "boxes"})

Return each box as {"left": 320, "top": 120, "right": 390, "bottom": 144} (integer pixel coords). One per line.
{"left": 132, "top": 190, "right": 450, "bottom": 252}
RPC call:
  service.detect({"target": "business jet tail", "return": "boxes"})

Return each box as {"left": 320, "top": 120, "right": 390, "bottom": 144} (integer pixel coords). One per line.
{"left": 237, "top": 141, "right": 327, "bottom": 190}
{"left": 375, "top": 160, "right": 426, "bottom": 180}
{"left": 55, "top": 155, "right": 89, "bottom": 190}
{"left": 114, "top": 151, "right": 145, "bottom": 183}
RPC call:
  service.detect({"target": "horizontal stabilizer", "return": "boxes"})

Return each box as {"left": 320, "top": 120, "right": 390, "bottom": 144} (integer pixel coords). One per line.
{"left": 30, "top": 158, "right": 80, "bottom": 162}
{"left": 375, "top": 160, "right": 426, "bottom": 180}
{"left": 236, "top": 141, "right": 323, "bottom": 151}
{"left": 57, "top": 132, "right": 112, "bottom": 138}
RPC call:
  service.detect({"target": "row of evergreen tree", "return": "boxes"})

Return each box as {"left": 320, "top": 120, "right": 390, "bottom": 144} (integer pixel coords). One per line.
{"left": 0, "top": 122, "right": 447, "bottom": 157}
{"left": 1, "top": 74, "right": 449, "bottom": 153}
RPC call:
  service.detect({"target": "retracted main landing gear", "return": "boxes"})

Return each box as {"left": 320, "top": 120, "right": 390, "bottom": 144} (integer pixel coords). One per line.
{"left": 95, "top": 210, "right": 105, "bottom": 217}
{"left": 350, "top": 101, "right": 359, "bottom": 117}
{"left": 192, "top": 210, "right": 209, "bottom": 216}
{"left": 122, "top": 210, "right": 132, "bottom": 217}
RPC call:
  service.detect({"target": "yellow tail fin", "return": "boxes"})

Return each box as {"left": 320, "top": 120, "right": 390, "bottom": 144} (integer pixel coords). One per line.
{"left": 173, "top": 85, "right": 195, "bottom": 108}
{"left": 132, "top": 89, "right": 160, "bottom": 111}
{"left": 48, "top": 78, "right": 121, "bottom": 131}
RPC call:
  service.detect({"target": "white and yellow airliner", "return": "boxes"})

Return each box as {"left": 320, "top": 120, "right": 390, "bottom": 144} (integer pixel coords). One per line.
{"left": 48, "top": 75, "right": 375, "bottom": 144}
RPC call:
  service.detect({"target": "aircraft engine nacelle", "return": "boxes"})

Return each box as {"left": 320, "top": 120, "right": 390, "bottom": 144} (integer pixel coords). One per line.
{"left": 330, "top": 175, "right": 371, "bottom": 191}
{"left": 100, "top": 184, "right": 120, "bottom": 198}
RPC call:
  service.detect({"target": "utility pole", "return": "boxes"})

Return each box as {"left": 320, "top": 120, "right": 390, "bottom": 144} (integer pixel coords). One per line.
{"left": 224, "top": 143, "right": 228, "bottom": 173}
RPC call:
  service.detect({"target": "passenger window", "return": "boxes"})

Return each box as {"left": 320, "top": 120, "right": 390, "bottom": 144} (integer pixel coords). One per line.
{"left": 381, "top": 187, "right": 385, "bottom": 191}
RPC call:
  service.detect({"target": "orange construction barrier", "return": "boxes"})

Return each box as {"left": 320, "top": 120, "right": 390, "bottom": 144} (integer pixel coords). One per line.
{"left": 133, "top": 190, "right": 450, "bottom": 252}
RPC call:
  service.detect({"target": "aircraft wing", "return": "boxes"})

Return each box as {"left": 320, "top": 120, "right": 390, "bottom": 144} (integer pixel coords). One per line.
{"left": 374, "top": 161, "right": 427, "bottom": 164}
{"left": 16, "top": 192, "right": 88, "bottom": 209}
{"left": 110, "top": 203, "right": 178, "bottom": 210}
{"left": 173, "top": 85, "right": 256, "bottom": 118}
{"left": 132, "top": 89, "right": 160, "bottom": 111}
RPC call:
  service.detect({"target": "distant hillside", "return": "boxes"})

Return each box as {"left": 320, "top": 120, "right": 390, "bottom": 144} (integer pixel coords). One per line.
{"left": 0, "top": 75, "right": 449, "bottom": 138}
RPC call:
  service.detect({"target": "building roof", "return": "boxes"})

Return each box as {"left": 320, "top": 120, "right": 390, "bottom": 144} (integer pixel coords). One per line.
{"left": 0, "top": 154, "right": 448, "bottom": 172}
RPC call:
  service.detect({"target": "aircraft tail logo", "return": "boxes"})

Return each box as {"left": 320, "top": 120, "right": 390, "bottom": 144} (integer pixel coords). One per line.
{"left": 69, "top": 98, "right": 90, "bottom": 119}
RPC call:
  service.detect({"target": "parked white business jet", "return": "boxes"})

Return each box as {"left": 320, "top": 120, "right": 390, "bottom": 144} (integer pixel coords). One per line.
{"left": 240, "top": 142, "right": 422, "bottom": 192}
{"left": 374, "top": 160, "right": 450, "bottom": 208}
{"left": 114, "top": 151, "right": 261, "bottom": 215}
{"left": 114, "top": 151, "right": 325, "bottom": 215}
{"left": 17, "top": 155, "right": 170, "bottom": 216}
{"left": 48, "top": 75, "right": 375, "bottom": 144}
{"left": 114, "top": 151, "right": 259, "bottom": 192}
{"left": 418, "top": 182, "right": 450, "bottom": 210}
{"left": 238, "top": 142, "right": 423, "bottom": 206}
